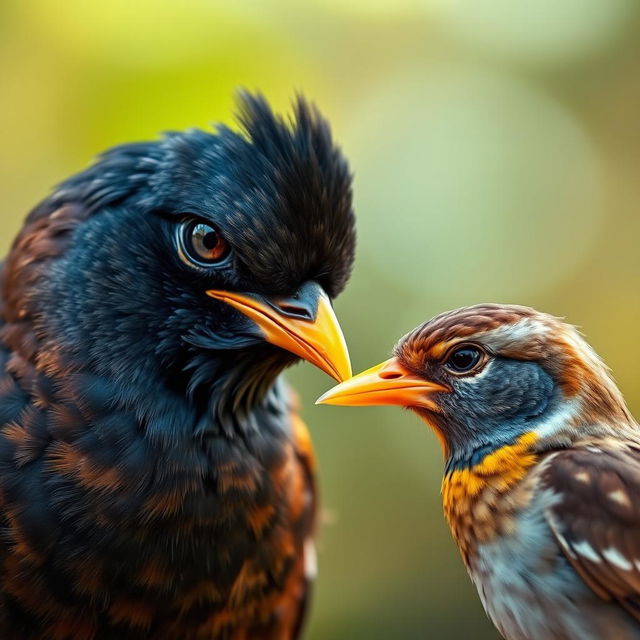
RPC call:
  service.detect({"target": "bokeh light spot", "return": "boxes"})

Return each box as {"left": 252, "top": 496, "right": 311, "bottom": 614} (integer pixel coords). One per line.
{"left": 434, "top": 0, "right": 636, "bottom": 65}
{"left": 347, "top": 65, "right": 604, "bottom": 319}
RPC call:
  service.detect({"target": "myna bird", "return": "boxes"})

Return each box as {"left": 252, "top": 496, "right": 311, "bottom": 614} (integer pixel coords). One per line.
{"left": 319, "top": 304, "right": 640, "bottom": 639}
{"left": 0, "top": 93, "right": 354, "bottom": 639}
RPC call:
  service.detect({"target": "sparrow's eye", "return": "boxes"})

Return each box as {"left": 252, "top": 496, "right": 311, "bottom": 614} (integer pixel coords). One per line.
{"left": 444, "top": 345, "right": 484, "bottom": 375}
{"left": 179, "top": 219, "right": 229, "bottom": 266}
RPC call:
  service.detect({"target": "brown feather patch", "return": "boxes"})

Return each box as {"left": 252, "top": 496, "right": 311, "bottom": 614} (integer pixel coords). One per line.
{"left": 543, "top": 440, "right": 640, "bottom": 621}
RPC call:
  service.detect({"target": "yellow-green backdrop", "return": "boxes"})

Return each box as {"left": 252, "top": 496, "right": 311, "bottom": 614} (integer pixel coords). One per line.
{"left": 2, "top": 1, "right": 640, "bottom": 638}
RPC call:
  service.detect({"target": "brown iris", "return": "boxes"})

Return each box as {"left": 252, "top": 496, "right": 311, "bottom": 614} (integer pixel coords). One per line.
{"left": 181, "top": 219, "right": 229, "bottom": 266}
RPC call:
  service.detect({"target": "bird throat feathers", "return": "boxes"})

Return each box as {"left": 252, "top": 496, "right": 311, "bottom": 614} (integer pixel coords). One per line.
{"left": 442, "top": 432, "right": 539, "bottom": 519}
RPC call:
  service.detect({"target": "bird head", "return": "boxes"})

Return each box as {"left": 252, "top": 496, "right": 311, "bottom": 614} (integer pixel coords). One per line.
{"left": 318, "top": 304, "right": 634, "bottom": 464}
{"left": 5, "top": 93, "right": 354, "bottom": 417}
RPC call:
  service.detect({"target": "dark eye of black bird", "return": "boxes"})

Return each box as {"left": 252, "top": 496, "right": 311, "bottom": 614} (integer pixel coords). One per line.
{"left": 180, "top": 219, "right": 229, "bottom": 266}
{"left": 445, "top": 346, "right": 483, "bottom": 374}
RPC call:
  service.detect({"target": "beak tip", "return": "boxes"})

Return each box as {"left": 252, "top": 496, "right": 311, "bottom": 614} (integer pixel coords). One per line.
{"left": 315, "top": 387, "right": 344, "bottom": 406}
{"left": 320, "top": 357, "right": 351, "bottom": 384}
{"left": 209, "top": 286, "right": 352, "bottom": 384}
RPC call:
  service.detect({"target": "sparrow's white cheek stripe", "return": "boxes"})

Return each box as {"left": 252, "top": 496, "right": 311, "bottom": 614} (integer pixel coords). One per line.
{"left": 533, "top": 399, "right": 581, "bottom": 438}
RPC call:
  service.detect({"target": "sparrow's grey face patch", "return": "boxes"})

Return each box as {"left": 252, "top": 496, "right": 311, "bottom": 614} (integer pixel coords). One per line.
{"left": 439, "top": 358, "right": 557, "bottom": 463}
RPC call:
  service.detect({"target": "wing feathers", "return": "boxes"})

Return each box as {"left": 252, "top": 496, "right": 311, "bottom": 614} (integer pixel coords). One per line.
{"left": 544, "top": 443, "right": 640, "bottom": 619}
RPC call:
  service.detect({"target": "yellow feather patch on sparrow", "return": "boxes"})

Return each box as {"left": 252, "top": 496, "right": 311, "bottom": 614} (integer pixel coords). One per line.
{"left": 442, "top": 432, "right": 539, "bottom": 563}
{"left": 443, "top": 432, "right": 538, "bottom": 506}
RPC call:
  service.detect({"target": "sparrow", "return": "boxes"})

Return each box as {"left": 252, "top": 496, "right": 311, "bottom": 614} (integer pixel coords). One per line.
{"left": 319, "top": 303, "right": 640, "bottom": 640}
{"left": 0, "top": 93, "right": 355, "bottom": 639}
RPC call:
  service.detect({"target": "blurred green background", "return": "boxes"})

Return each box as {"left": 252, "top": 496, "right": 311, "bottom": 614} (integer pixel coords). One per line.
{"left": 2, "top": 1, "right": 640, "bottom": 638}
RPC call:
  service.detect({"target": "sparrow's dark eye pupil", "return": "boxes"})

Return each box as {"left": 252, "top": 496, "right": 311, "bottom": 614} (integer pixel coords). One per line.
{"left": 181, "top": 220, "right": 229, "bottom": 266}
{"left": 446, "top": 347, "right": 482, "bottom": 373}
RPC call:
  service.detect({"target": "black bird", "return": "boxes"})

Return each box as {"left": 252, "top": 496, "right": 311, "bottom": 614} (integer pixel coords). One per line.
{"left": 0, "top": 93, "right": 355, "bottom": 639}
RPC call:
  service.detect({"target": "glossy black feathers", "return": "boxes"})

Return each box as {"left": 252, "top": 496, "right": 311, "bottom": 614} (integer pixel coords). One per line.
{"left": 44, "top": 92, "right": 355, "bottom": 298}
{"left": 0, "top": 93, "right": 349, "bottom": 638}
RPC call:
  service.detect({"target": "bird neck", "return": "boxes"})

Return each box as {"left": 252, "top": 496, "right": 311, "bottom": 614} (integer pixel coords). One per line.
{"left": 442, "top": 431, "right": 538, "bottom": 504}
{"left": 169, "top": 343, "right": 296, "bottom": 438}
{"left": 554, "top": 331, "right": 636, "bottom": 434}
{"left": 441, "top": 432, "right": 539, "bottom": 565}
{"left": 575, "top": 377, "right": 636, "bottom": 435}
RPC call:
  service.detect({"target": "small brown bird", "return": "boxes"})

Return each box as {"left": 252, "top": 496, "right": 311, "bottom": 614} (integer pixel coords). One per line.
{"left": 319, "top": 304, "right": 640, "bottom": 639}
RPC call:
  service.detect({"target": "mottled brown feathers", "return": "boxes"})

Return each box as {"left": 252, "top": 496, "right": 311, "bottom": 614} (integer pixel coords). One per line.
{"left": 3, "top": 204, "right": 88, "bottom": 323}
{"left": 543, "top": 440, "right": 640, "bottom": 621}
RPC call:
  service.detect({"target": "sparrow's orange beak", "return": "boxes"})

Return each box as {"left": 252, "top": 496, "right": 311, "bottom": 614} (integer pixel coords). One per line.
{"left": 206, "top": 282, "right": 351, "bottom": 382}
{"left": 316, "top": 357, "right": 447, "bottom": 409}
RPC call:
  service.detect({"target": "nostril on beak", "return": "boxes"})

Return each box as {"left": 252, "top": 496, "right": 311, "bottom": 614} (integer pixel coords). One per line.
{"left": 379, "top": 371, "right": 403, "bottom": 380}
{"left": 276, "top": 301, "right": 314, "bottom": 321}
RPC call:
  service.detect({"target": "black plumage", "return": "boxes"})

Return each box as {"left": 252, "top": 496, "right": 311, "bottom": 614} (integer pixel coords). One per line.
{"left": 0, "top": 92, "right": 355, "bottom": 639}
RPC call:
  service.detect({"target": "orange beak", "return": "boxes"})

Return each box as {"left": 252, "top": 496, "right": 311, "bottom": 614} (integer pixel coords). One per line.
{"left": 206, "top": 283, "right": 351, "bottom": 382}
{"left": 316, "top": 357, "right": 447, "bottom": 409}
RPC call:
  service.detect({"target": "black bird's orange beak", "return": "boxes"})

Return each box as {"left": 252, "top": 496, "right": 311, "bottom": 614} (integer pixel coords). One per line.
{"left": 206, "top": 282, "right": 351, "bottom": 382}
{"left": 316, "top": 357, "right": 447, "bottom": 409}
